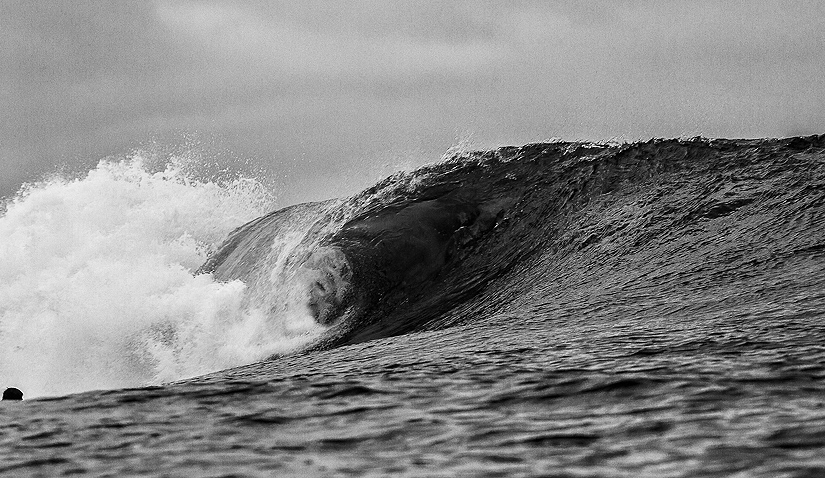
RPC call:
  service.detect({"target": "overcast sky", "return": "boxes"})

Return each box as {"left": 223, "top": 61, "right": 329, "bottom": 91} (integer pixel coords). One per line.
{"left": 3, "top": 0, "right": 824, "bottom": 205}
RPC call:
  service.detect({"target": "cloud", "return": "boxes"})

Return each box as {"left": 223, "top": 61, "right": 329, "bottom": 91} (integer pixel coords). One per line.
{"left": 1, "top": 0, "right": 823, "bottom": 202}
{"left": 153, "top": 1, "right": 506, "bottom": 81}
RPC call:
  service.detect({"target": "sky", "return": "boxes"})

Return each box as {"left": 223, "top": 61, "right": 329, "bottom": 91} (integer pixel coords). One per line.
{"left": 3, "top": 0, "right": 824, "bottom": 205}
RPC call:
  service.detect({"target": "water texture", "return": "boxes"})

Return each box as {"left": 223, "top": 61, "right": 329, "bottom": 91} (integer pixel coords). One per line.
{"left": 1, "top": 136, "right": 824, "bottom": 476}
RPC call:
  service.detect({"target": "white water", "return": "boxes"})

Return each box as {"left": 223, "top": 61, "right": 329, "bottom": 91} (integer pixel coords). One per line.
{"left": 0, "top": 154, "right": 322, "bottom": 397}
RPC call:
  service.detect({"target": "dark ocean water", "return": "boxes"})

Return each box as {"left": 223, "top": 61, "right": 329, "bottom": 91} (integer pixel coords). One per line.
{"left": 2, "top": 136, "right": 825, "bottom": 476}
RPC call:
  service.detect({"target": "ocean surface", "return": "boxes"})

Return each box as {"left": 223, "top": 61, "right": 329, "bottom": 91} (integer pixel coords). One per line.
{"left": 1, "top": 136, "right": 824, "bottom": 476}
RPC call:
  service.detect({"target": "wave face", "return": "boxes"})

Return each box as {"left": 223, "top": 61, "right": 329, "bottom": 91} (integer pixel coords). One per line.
{"left": 204, "top": 136, "right": 825, "bottom": 352}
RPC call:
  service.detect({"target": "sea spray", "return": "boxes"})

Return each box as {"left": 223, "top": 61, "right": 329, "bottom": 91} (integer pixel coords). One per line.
{"left": 0, "top": 154, "right": 321, "bottom": 397}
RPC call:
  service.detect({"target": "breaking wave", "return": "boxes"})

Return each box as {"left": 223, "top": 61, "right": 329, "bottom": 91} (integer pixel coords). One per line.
{"left": 4, "top": 135, "right": 824, "bottom": 398}
{"left": 203, "top": 135, "right": 825, "bottom": 351}
{"left": 0, "top": 154, "right": 323, "bottom": 397}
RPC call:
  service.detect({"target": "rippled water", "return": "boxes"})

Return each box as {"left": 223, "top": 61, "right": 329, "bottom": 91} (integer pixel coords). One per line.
{"left": 2, "top": 136, "right": 825, "bottom": 476}
{"left": 3, "top": 298, "right": 825, "bottom": 476}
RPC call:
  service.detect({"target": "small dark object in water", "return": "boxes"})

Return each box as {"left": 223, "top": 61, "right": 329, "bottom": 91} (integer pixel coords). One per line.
{"left": 2, "top": 387, "right": 23, "bottom": 400}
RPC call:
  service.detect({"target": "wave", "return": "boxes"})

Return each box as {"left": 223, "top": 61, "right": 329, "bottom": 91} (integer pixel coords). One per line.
{"left": 3, "top": 135, "right": 823, "bottom": 396}
{"left": 204, "top": 135, "right": 825, "bottom": 353}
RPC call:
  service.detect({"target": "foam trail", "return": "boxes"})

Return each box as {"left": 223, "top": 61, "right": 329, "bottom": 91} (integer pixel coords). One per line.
{"left": 0, "top": 154, "right": 321, "bottom": 397}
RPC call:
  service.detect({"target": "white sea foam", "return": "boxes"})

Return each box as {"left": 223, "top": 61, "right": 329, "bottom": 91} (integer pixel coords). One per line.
{"left": 0, "top": 154, "right": 321, "bottom": 398}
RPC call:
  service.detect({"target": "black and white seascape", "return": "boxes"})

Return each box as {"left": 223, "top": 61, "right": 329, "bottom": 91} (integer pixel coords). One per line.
{"left": 2, "top": 137, "right": 824, "bottom": 476}
{"left": 2, "top": 3, "right": 825, "bottom": 477}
